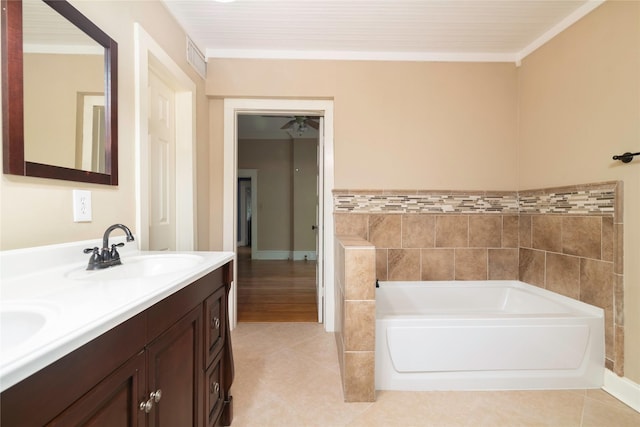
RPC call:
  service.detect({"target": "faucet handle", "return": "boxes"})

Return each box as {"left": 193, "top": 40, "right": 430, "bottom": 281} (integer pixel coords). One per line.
{"left": 110, "top": 243, "right": 125, "bottom": 264}
{"left": 84, "top": 247, "right": 102, "bottom": 270}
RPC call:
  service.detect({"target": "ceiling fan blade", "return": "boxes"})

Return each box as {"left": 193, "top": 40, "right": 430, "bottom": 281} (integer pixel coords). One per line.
{"left": 306, "top": 119, "right": 319, "bottom": 130}
{"left": 280, "top": 119, "right": 296, "bottom": 129}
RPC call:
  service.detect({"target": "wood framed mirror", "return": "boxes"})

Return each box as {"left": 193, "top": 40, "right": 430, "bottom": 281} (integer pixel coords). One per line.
{"left": 1, "top": 0, "right": 118, "bottom": 185}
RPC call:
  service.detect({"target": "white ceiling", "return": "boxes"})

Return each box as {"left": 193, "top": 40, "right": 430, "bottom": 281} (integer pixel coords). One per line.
{"left": 162, "top": 0, "right": 604, "bottom": 63}
{"left": 162, "top": 0, "right": 605, "bottom": 138}
{"left": 23, "top": 0, "right": 104, "bottom": 54}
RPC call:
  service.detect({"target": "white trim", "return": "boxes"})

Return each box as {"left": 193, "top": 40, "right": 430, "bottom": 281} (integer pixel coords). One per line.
{"left": 249, "top": 250, "right": 318, "bottom": 261}
{"left": 207, "top": 48, "right": 517, "bottom": 63}
{"left": 237, "top": 169, "right": 258, "bottom": 258}
{"left": 603, "top": 369, "right": 640, "bottom": 413}
{"left": 223, "top": 98, "right": 335, "bottom": 332}
{"left": 252, "top": 251, "right": 292, "bottom": 260}
{"left": 23, "top": 44, "right": 103, "bottom": 55}
{"left": 516, "top": 0, "right": 605, "bottom": 64}
{"left": 134, "top": 23, "right": 197, "bottom": 251}
{"left": 316, "top": 117, "right": 324, "bottom": 324}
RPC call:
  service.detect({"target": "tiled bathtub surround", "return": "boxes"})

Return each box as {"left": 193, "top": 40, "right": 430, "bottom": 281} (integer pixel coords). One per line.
{"left": 333, "top": 181, "right": 623, "bottom": 377}
{"left": 519, "top": 182, "right": 623, "bottom": 376}
{"left": 334, "top": 212, "right": 520, "bottom": 282}
{"left": 334, "top": 236, "right": 376, "bottom": 402}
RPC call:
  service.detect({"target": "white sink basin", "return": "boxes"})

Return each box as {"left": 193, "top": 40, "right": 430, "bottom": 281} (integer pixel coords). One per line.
{"left": 0, "top": 303, "right": 57, "bottom": 351}
{"left": 65, "top": 254, "right": 205, "bottom": 281}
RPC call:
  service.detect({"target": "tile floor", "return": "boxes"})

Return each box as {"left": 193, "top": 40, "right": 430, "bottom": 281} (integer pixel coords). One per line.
{"left": 230, "top": 322, "right": 640, "bottom": 427}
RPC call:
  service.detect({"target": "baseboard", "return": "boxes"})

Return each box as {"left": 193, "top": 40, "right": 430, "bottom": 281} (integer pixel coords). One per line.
{"left": 252, "top": 250, "right": 291, "bottom": 260}
{"left": 292, "top": 251, "right": 317, "bottom": 261}
{"left": 252, "top": 250, "right": 317, "bottom": 261}
{"left": 602, "top": 369, "right": 640, "bottom": 413}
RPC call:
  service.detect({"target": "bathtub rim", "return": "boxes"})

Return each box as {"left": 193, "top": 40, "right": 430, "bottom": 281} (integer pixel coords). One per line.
{"left": 376, "top": 280, "right": 604, "bottom": 318}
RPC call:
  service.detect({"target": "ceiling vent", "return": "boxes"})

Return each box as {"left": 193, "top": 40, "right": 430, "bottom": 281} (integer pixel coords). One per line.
{"left": 186, "top": 37, "right": 206, "bottom": 79}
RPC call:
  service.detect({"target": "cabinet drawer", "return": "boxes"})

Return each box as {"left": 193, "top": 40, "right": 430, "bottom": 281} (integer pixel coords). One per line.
{"left": 204, "top": 287, "right": 226, "bottom": 368}
{"left": 205, "top": 352, "right": 224, "bottom": 427}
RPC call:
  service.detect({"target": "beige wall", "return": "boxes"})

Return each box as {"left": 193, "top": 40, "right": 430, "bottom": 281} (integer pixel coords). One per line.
{"left": 517, "top": 1, "right": 640, "bottom": 382}
{"left": 207, "top": 60, "right": 518, "bottom": 191}
{"left": 206, "top": 60, "right": 518, "bottom": 247}
{"left": 1, "top": 0, "right": 211, "bottom": 250}
{"left": 293, "top": 138, "right": 318, "bottom": 254}
{"left": 23, "top": 53, "right": 103, "bottom": 168}
{"left": 238, "top": 138, "right": 292, "bottom": 252}
{"left": 237, "top": 137, "right": 317, "bottom": 256}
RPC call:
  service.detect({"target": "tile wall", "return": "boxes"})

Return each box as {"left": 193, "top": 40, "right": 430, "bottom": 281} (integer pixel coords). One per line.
{"left": 334, "top": 190, "right": 521, "bottom": 282}
{"left": 334, "top": 235, "right": 376, "bottom": 402}
{"left": 333, "top": 182, "right": 623, "bottom": 378}
{"left": 518, "top": 182, "right": 623, "bottom": 375}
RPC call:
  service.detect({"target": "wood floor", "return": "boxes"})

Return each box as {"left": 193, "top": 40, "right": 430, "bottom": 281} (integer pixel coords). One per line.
{"left": 236, "top": 246, "right": 318, "bottom": 322}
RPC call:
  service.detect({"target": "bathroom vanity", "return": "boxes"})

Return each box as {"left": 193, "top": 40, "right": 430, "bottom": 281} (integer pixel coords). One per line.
{"left": 0, "top": 242, "right": 235, "bottom": 426}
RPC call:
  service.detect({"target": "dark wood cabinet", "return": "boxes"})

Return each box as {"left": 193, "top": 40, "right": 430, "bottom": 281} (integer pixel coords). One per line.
{"left": 147, "top": 306, "right": 202, "bottom": 427}
{"left": 48, "top": 352, "right": 147, "bottom": 427}
{"left": 205, "top": 287, "right": 226, "bottom": 369}
{"left": 0, "top": 261, "right": 234, "bottom": 427}
{"left": 206, "top": 350, "right": 225, "bottom": 427}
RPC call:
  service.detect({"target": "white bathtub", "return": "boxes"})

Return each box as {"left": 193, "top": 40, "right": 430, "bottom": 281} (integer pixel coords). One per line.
{"left": 375, "top": 280, "right": 604, "bottom": 391}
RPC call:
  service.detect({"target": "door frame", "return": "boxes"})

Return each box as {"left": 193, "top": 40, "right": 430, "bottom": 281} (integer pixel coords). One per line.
{"left": 134, "top": 24, "right": 197, "bottom": 251}
{"left": 237, "top": 169, "right": 258, "bottom": 256}
{"left": 223, "top": 99, "right": 335, "bottom": 331}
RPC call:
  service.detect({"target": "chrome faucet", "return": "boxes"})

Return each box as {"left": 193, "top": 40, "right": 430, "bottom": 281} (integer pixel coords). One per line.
{"left": 84, "top": 224, "right": 135, "bottom": 270}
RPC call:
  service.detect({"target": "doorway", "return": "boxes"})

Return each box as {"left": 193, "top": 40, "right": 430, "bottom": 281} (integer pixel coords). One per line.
{"left": 223, "top": 99, "right": 335, "bottom": 331}
{"left": 134, "top": 24, "right": 196, "bottom": 251}
{"left": 235, "top": 117, "right": 319, "bottom": 321}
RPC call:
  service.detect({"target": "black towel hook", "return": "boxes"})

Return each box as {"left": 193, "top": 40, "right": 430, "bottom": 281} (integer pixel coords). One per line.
{"left": 612, "top": 151, "right": 640, "bottom": 163}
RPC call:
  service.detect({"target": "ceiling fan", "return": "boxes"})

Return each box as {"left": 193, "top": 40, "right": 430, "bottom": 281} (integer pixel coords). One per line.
{"left": 280, "top": 116, "right": 320, "bottom": 131}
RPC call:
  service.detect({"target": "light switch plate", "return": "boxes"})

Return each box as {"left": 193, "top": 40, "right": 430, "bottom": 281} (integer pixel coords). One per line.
{"left": 73, "top": 190, "right": 92, "bottom": 222}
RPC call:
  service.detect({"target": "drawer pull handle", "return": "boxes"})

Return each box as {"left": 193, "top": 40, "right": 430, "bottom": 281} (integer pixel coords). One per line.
{"left": 139, "top": 389, "right": 161, "bottom": 413}
{"left": 139, "top": 399, "right": 153, "bottom": 413}
{"left": 210, "top": 381, "right": 220, "bottom": 395}
{"left": 212, "top": 317, "right": 220, "bottom": 329}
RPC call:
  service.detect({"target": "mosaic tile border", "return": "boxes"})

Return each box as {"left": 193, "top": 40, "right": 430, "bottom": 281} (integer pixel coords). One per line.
{"left": 333, "top": 182, "right": 617, "bottom": 215}
{"left": 518, "top": 189, "right": 615, "bottom": 215}
{"left": 334, "top": 192, "right": 519, "bottom": 214}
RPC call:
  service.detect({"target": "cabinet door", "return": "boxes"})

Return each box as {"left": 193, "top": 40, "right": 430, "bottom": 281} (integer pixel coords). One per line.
{"left": 204, "top": 286, "right": 226, "bottom": 368}
{"left": 147, "top": 306, "right": 203, "bottom": 427}
{"left": 47, "top": 352, "right": 146, "bottom": 427}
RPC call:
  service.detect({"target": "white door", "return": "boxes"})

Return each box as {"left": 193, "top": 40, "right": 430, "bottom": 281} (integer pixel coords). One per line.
{"left": 148, "top": 70, "right": 176, "bottom": 251}
{"left": 316, "top": 118, "right": 324, "bottom": 323}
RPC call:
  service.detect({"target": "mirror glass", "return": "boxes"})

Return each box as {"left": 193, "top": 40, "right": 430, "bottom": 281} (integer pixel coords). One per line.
{"left": 2, "top": 0, "right": 118, "bottom": 185}
{"left": 23, "top": 0, "right": 106, "bottom": 172}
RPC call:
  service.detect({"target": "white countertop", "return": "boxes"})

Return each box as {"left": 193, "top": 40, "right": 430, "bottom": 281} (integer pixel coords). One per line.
{"left": 0, "top": 238, "right": 234, "bottom": 393}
